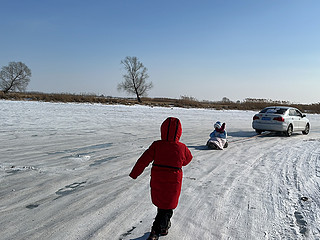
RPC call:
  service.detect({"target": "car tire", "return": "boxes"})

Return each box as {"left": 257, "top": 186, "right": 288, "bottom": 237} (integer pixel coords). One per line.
{"left": 285, "top": 124, "right": 293, "bottom": 137}
{"left": 302, "top": 123, "right": 310, "bottom": 135}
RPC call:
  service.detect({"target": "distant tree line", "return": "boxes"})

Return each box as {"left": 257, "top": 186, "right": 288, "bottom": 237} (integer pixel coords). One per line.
{"left": 1, "top": 91, "right": 320, "bottom": 114}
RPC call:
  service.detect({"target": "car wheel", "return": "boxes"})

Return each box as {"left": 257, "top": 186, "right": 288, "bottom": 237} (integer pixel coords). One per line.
{"left": 302, "top": 123, "right": 310, "bottom": 135}
{"left": 285, "top": 124, "right": 293, "bottom": 137}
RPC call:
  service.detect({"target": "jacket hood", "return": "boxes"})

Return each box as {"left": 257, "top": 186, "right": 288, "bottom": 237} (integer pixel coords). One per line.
{"left": 160, "top": 117, "right": 182, "bottom": 142}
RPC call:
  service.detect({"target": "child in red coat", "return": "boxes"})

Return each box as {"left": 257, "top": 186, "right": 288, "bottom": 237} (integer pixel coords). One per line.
{"left": 129, "top": 117, "right": 193, "bottom": 240}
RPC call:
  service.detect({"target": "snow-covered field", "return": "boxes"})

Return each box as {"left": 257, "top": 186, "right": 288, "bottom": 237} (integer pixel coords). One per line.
{"left": 1, "top": 100, "right": 320, "bottom": 240}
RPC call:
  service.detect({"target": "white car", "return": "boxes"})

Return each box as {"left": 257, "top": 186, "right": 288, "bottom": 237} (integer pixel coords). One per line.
{"left": 252, "top": 106, "right": 310, "bottom": 136}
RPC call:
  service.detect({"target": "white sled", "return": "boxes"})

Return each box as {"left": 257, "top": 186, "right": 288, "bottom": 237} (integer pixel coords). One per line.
{"left": 206, "top": 138, "right": 228, "bottom": 150}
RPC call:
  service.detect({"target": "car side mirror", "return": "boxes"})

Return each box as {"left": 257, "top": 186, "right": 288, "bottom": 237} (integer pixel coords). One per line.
{"left": 302, "top": 114, "right": 306, "bottom": 118}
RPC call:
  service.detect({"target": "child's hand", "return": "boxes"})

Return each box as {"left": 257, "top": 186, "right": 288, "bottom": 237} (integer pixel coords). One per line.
{"left": 129, "top": 173, "right": 137, "bottom": 179}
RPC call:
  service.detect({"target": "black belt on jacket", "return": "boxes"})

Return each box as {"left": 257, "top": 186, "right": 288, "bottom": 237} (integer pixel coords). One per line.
{"left": 152, "top": 163, "right": 181, "bottom": 170}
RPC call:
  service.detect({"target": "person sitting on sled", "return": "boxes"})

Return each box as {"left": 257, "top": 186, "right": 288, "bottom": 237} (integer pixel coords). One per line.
{"left": 206, "top": 121, "right": 228, "bottom": 150}
{"left": 129, "top": 117, "right": 193, "bottom": 240}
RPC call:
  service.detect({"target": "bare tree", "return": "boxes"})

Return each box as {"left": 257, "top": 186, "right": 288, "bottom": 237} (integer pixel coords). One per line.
{"left": 0, "top": 62, "right": 32, "bottom": 93}
{"left": 118, "top": 56, "right": 153, "bottom": 103}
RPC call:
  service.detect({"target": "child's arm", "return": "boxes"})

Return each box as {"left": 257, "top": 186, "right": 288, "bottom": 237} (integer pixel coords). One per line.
{"left": 129, "top": 142, "right": 155, "bottom": 179}
{"left": 209, "top": 131, "right": 216, "bottom": 138}
{"left": 219, "top": 131, "right": 227, "bottom": 139}
{"left": 221, "top": 123, "right": 226, "bottom": 131}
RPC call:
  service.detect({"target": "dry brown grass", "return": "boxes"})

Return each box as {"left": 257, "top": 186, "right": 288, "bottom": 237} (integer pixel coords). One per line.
{"left": 1, "top": 91, "right": 319, "bottom": 114}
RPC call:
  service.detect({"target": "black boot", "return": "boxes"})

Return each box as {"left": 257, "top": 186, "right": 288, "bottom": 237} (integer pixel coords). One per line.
{"left": 160, "top": 220, "right": 171, "bottom": 236}
{"left": 147, "top": 229, "right": 160, "bottom": 240}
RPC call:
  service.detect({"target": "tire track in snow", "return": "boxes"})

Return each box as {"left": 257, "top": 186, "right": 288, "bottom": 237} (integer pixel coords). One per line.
{"left": 250, "top": 137, "right": 320, "bottom": 239}
{"left": 176, "top": 134, "right": 320, "bottom": 240}
{"left": 214, "top": 135, "right": 283, "bottom": 240}
{"left": 172, "top": 135, "right": 280, "bottom": 239}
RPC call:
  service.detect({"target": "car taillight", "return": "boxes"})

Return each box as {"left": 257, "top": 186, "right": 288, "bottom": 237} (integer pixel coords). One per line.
{"left": 273, "top": 116, "right": 284, "bottom": 122}
{"left": 253, "top": 115, "right": 259, "bottom": 120}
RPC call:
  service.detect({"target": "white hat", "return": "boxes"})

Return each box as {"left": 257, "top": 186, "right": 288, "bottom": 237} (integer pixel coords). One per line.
{"left": 214, "top": 121, "right": 222, "bottom": 129}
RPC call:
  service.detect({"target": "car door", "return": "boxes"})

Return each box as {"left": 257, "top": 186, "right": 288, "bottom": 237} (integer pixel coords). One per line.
{"left": 295, "top": 109, "right": 305, "bottom": 130}
{"left": 289, "top": 109, "right": 300, "bottom": 130}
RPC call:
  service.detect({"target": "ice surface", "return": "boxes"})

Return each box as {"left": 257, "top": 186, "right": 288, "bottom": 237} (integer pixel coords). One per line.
{"left": 1, "top": 100, "right": 320, "bottom": 240}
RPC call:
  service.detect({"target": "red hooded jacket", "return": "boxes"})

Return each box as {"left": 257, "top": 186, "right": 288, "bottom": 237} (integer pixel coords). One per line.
{"left": 129, "top": 117, "right": 193, "bottom": 209}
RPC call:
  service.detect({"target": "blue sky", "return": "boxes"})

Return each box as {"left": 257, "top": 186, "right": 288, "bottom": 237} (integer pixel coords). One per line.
{"left": 0, "top": 0, "right": 319, "bottom": 103}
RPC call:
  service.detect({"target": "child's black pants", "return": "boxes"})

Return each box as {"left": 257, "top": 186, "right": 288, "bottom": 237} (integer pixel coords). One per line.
{"left": 152, "top": 208, "right": 173, "bottom": 234}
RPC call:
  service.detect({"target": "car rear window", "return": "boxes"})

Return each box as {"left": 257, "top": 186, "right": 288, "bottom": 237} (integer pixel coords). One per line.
{"left": 260, "top": 108, "right": 287, "bottom": 114}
